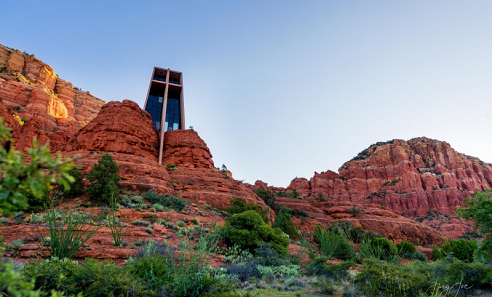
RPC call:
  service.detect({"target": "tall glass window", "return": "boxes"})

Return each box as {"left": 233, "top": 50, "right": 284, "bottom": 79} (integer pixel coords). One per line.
{"left": 145, "top": 94, "right": 164, "bottom": 131}
{"left": 164, "top": 98, "right": 180, "bottom": 131}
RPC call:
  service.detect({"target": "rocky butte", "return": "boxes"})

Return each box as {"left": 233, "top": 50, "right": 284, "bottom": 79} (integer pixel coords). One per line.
{"left": 2, "top": 43, "right": 491, "bottom": 246}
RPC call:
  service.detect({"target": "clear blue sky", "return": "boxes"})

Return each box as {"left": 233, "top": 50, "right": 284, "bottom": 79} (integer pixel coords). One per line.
{"left": 2, "top": 1, "right": 492, "bottom": 187}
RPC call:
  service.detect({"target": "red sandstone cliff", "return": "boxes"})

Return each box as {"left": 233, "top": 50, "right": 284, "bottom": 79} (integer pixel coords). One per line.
{"left": 0, "top": 44, "right": 105, "bottom": 151}
{"left": 284, "top": 139, "right": 492, "bottom": 217}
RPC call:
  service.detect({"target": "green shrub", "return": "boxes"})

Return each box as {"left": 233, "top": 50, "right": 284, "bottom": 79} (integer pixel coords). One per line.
{"left": 328, "top": 220, "right": 378, "bottom": 243}
{"left": 63, "top": 167, "right": 84, "bottom": 198}
{"left": 225, "top": 197, "right": 262, "bottom": 215}
{"left": 360, "top": 237, "right": 399, "bottom": 263}
{"left": 311, "top": 225, "right": 355, "bottom": 260}
{"left": 397, "top": 240, "right": 416, "bottom": 254}
{"left": 305, "top": 257, "right": 353, "bottom": 279}
{"left": 142, "top": 191, "right": 189, "bottom": 211}
{"left": 477, "top": 237, "right": 492, "bottom": 263}
{"left": 372, "top": 237, "right": 398, "bottom": 259}
{"left": 24, "top": 258, "right": 139, "bottom": 296}
{"left": 440, "top": 239, "right": 477, "bottom": 263}
{"left": 87, "top": 154, "right": 120, "bottom": 205}
{"left": 126, "top": 241, "right": 218, "bottom": 297}
{"left": 0, "top": 118, "right": 74, "bottom": 215}
{"left": 397, "top": 240, "right": 418, "bottom": 259}
{"left": 356, "top": 259, "right": 432, "bottom": 297}
{"left": 273, "top": 209, "right": 299, "bottom": 240}
{"left": 254, "top": 188, "right": 279, "bottom": 212}
{"left": 429, "top": 256, "right": 492, "bottom": 290}
{"left": 254, "top": 242, "right": 285, "bottom": 266}
{"left": 25, "top": 190, "right": 51, "bottom": 213}
{"left": 222, "top": 210, "right": 289, "bottom": 256}
{"left": 0, "top": 261, "right": 42, "bottom": 297}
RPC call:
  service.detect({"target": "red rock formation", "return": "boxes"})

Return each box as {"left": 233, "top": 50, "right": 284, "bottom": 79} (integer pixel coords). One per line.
{"left": 0, "top": 44, "right": 105, "bottom": 151}
{"left": 287, "top": 138, "right": 492, "bottom": 216}
{"left": 65, "top": 100, "right": 159, "bottom": 160}
{"left": 170, "top": 167, "right": 269, "bottom": 211}
{"left": 163, "top": 130, "right": 215, "bottom": 169}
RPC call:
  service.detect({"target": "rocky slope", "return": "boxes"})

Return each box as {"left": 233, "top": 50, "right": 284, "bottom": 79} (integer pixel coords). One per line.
{"left": 285, "top": 139, "right": 492, "bottom": 217}
{"left": 0, "top": 44, "right": 105, "bottom": 151}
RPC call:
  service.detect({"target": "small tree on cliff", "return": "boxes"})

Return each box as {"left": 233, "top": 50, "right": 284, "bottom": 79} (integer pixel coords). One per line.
{"left": 87, "top": 154, "right": 120, "bottom": 205}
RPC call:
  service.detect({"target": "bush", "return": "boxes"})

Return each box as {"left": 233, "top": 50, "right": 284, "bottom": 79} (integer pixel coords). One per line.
{"left": 254, "top": 242, "right": 285, "bottom": 266}
{"left": 356, "top": 259, "right": 432, "bottom": 297}
{"left": 371, "top": 237, "right": 398, "bottom": 259}
{"left": 477, "top": 237, "right": 492, "bottom": 263}
{"left": 397, "top": 240, "right": 416, "bottom": 254}
{"left": 142, "top": 191, "right": 189, "bottom": 211}
{"left": 24, "top": 258, "right": 140, "bottom": 296}
{"left": 222, "top": 210, "right": 289, "bottom": 256}
{"left": 430, "top": 256, "right": 492, "bottom": 290}
{"left": 0, "top": 261, "right": 42, "bottom": 297}
{"left": 254, "top": 188, "right": 279, "bottom": 212}
{"left": 328, "top": 221, "right": 378, "bottom": 243}
{"left": 63, "top": 167, "right": 84, "bottom": 198}
{"left": 225, "top": 197, "right": 262, "bottom": 215}
{"left": 441, "top": 239, "right": 477, "bottom": 263}
{"left": 127, "top": 241, "right": 217, "bottom": 297}
{"left": 273, "top": 209, "right": 299, "bottom": 240}
{"left": 305, "top": 257, "right": 353, "bottom": 279}
{"left": 226, "top": 260, "right": 261, "bottom": 281}
{"left": 87, "top": 154, "right": 120, "bottom": 205}
{"left": 397, "top": 240, "right": 420, "bottom": 259}
{"left": 311, "top": 225, "right": 355, "bottom": 260}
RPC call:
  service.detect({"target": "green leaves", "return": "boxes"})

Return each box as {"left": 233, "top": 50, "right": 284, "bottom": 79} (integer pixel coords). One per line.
{"left": 0, "top": 118, "right": 75, "bottom": 215}
{"left": 87, "top": 153, "right": 120, "bottom": 205}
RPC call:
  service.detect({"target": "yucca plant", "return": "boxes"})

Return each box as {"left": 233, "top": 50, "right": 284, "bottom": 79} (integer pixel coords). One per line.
{"left": 36, "top": 200, "right": 101, "bottom": 259}
{"left": 107, "top": 195, "right": 128, "bottom": 247}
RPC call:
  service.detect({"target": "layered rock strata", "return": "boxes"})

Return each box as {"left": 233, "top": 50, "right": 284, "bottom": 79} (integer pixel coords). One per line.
{"left": 0, "top": 44, "right": 105, "bottom": 151}
{"left": 286, "top": 138, "right": 492, "bottom": 216}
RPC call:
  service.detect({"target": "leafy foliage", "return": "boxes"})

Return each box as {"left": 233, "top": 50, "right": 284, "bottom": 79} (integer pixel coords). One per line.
{"left": 126, "top": 241, "right": 217, "bottom": 297}
{"left": 254, "top": 187, "right": 280, "bottom": 212}
{"left": 24, "top": 258, "right": 136, "bottom": 296}
{"left": 222, "top": 210, "right": 289, "bottom": 256}
{"left": 0, "top": 261, "right": 41, "bottom": 297}
{"left": 432, "top": 239, "right": 477, "bottom": 263}
{"left": 458, "top": 190, "right": 492, "bottom": 262}
{"left": 273, "top": 208, "right": 299, "bottom": 240}
{"left": 142, "top": 190, "right": 189, "bottom": 211}
{"left": 0, "top": 118, "right": 74, "bottom": 215}
{"left": 356, "top": 259, "right": 432, "bottom": 297}
{"left": 87, "top": 153, "right": 120, "bottom": 205}
{"left": 62, "top": 167, "right": 84, "bottom": 198}
{"left": 311, "top": 224, "right": 355, "bottom": 260}
{"left": 225, "top": 197, "right": 263, "bottom": 216}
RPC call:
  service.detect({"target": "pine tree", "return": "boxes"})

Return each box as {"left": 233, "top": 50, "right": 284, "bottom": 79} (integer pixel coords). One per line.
{"left": 87, "top": 154, "right": 120, "bottom": 205}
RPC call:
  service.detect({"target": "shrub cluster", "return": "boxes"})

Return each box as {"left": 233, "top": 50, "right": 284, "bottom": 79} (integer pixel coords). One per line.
{"left": 222, "top": 210, "right": 289, "bottom": 256}
{"left": 431, "top": 239, "right": 477, "bottom": 262}
{"left": 142, "top": 190, "right": 189, "bottom": 211}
